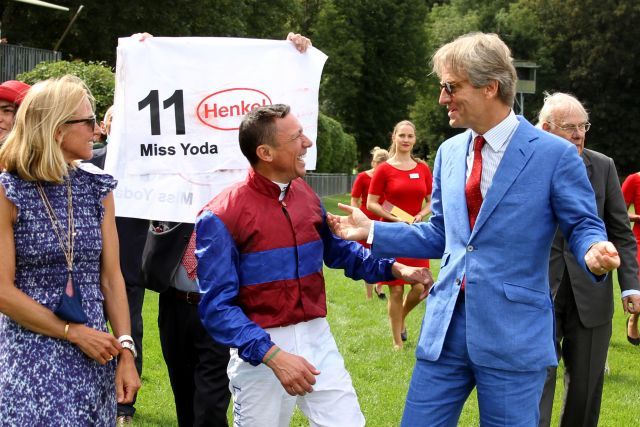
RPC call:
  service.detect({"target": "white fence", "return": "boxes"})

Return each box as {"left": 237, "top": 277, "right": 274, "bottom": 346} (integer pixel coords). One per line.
{"left": 304, "top": 173, "right": 356, "bottom": 197}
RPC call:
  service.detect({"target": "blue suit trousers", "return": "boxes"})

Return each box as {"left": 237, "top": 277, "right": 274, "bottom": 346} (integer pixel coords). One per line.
{"left": 401, "top": 294, "right": 547, "bottom": 427}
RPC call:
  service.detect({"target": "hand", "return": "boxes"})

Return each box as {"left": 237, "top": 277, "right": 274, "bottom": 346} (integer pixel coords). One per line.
{"left": 264, "top": 347, "right": 320, "bottom": 396}
{"left": 66, "top": 324, "right": 122, "bottom": 364}
{"left": 584, "top": 241, "right": 620, "bottom": 275}
{"left": 392, "top": 264, "right": 434, "bottom": 299}
{"left": 629, "top": 213, "right": 640, "bottom": 223}
{"left": 286, "top": 32, "right": 312, "bottom": 53}
{"left": 131, "top": 32, "right": 153, "bottom": 41}
{"left": 115, "top": 351, "right": 141, "bottom": 404}
{"left": 326, "top": 203, "right": 372, "bottom": 241}
{"left": 413, "top": 213, "right": 424, "bottom": 223}
{"left": 623, "top": 294, "right": 640, "bottom": 314}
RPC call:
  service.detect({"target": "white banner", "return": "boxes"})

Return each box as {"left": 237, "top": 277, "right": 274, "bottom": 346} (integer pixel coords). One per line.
{"left": 105, "top": 37, "right": 327, "bottom": 222}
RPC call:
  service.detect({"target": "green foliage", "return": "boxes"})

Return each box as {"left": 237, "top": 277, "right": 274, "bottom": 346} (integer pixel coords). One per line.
{"left": 316, "top": 113, "right": 357, "bottom": 173}
{"left": 314, "top": 0, "right": 429, "bottom": 162}
{"left": 18, "top": 60, "right": 115, "bottom": 120}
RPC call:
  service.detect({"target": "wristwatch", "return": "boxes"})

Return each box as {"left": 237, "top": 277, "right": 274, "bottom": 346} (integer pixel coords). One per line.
{"left": 118, "top": 335, "right": 137, "bottom": 359}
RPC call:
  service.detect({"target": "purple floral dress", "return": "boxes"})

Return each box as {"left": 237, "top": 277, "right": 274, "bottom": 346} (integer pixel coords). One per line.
{"left": 0, "top": 166, "right": 117, "bottom": 426}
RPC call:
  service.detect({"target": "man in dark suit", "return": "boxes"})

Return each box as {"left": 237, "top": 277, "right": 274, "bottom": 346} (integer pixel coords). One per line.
{"left": 327, "top": 33, "right": 625, "bottom": 426}
{"left": 537, "top": 92, "right": 640, "bottom": 427}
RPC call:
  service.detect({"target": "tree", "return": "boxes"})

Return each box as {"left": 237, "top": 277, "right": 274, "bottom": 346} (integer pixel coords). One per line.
{"left": 314, "top": 0, "right": 429, "bottom": 162}
{"left": 316, "top": 113, "right": 357, "bottom": 173}
{"left": 497, "top": 0, "right": 640, "bottom": 176}
{"left": 18, "top": 60, "right": 115, "bottom": 119}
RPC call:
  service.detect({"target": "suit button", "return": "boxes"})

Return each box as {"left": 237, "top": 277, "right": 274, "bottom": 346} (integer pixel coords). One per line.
{"left": 467, "top": 245, "right": 474, "bottom": 252}
{"left": 455, "top": 278, "right": 461, "bottom": 285}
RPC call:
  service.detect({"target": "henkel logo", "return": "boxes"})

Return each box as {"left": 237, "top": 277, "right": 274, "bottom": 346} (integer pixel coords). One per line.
{"left": 196, "top": 88, "right": 273, "bottom": 131}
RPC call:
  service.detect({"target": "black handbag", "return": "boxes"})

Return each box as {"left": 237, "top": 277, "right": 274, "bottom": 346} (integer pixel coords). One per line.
{"left": 54, "top": 272, "right": 88, "bottom": 324}
{"left": 140, "top": 222, "right": 194, "bottom": 293}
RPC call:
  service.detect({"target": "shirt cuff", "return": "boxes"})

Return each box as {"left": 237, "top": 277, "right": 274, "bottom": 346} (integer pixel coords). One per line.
{"left": 366, "top": 222, "right": 375, "bottom": 245}
{"left": 621, "top": 289, "right": 640, "bottom": 299}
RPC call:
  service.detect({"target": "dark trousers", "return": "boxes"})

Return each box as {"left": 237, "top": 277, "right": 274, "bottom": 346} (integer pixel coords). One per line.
{"left": 117, "top": 283, "right": 145, "bottom": 417}
{"left": 159, "top": 290, "right": 231, "bottom": 427}
{"left": 539, "top": 273, "right": 611, "bottom": 427}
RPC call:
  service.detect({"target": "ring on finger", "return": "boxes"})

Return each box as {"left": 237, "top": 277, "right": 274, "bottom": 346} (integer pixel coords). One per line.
{"left": 107, "top": 355, "right": 114, "bottom": 361}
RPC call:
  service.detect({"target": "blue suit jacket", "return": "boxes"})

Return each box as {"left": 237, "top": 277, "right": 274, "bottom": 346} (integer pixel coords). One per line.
{"left": 372, "top": 117, "right": 607, "bottom": 372}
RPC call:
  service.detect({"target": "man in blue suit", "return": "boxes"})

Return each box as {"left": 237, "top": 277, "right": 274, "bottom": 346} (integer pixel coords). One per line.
{"left": 327, "top": 32, "right": 620, "bottom": 426}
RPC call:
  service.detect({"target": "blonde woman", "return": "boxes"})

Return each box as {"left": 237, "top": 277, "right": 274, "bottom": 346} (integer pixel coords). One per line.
{"left": 367, "top": 120, "right": 432, "bottom": 349}
{"left": 351, "top": 146, "right": 390, "bottom": 300}
{"left": 0, "top": 75, "right": 140, "bottom": 424}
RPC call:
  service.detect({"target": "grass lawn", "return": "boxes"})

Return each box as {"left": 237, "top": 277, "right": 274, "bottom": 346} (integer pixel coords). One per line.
{"left": 132, "top": 194, "right": 640, "bottom": 426}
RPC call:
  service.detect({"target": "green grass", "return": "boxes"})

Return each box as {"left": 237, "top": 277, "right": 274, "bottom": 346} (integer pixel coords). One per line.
{"left": 131, "top": 194, "right": 640, "bottom": 426}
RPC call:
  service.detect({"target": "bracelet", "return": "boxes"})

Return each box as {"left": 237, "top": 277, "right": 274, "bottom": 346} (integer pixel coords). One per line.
{"left": 63, "top": 322, "right": 70, "bottom": 340}
{"left": 118, "top": 334, "right": 134, "bottom": 344}
{"left": 263, "top": 348, "right": 281, "bottom": 364}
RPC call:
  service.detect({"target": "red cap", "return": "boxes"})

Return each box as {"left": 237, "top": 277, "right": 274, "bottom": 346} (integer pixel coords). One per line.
{"left": 0, "top": 80, "right": 31, "bottom": 106}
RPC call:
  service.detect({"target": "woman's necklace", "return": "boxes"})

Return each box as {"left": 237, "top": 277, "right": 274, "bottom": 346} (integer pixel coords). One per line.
{"left": 36, "top": 177, "right": 76, "bottom": 296}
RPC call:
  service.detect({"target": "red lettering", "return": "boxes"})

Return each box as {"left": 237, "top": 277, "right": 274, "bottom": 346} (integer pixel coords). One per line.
{"left": 241, "top": 100, "right": 251, "bottom": 114}
{"left": 219, "top": 106, "right": 229, "bottom": 117}
{"left": 229, "top": 104, "right": 241, "bottom": 116}
{"left": 203, "top": 103, "right": 217, "bottom": 118}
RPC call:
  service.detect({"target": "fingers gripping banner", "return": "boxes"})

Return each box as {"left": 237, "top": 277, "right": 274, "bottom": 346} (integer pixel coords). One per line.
{"left": 105, "top": 37, "right": 327, "bottom": 222}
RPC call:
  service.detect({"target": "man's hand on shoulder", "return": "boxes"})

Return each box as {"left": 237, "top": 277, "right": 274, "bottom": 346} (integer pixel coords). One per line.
{"left": 263, "top": 346, "right": 320, "bottom": 396}
{"left": 585, "top": 241, "right": 620, "bottom": 276}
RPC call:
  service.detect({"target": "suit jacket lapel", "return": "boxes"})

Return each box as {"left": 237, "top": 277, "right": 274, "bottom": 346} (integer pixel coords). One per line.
{"left": 471, "top": 118, "right": 538, "bottom": 237}
{"left": 449, "top": 131, "right": 473, "bottom": 238}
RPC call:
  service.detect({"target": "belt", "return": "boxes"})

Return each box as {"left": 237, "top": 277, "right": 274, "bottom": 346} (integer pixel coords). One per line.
{"left": 169, "top": 287, "right": 202, "bottom": 305}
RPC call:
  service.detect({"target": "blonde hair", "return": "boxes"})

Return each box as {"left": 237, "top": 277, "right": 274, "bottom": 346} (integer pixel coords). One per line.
{"left": 537, "top": 91, "right": 589, "bottom": 128}
{"left": 0, "top": 75, "right": 94, "bottom": 183}
{"left": 388, "top": 120, "right": 425, "bottom": 164}
{"left": 432, "top": 32, "right": 517, "bottom": 107}
{"left": 370, "top": 146, "right": 389, "bottom": 163}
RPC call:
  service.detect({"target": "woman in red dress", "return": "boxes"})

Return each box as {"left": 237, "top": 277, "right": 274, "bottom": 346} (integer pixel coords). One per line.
{"left": 351, "top": 147, "right": 389, "bottom": 300}
{"left": 621, "top": 172, "right": 640, "bottom": 345}
{"left": 367, "top": 120, "right": 432, "bottom": 349}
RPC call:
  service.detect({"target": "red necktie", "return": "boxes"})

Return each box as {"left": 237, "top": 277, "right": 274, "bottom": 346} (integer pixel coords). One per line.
{"left": 465, "top": 135, "right": 486, "bottom": 230}
{"left": 181, "top": 231, "right": 198, "bottom": 281}
{"left": 461, "top": 135, "right": 485, "bottom": 292}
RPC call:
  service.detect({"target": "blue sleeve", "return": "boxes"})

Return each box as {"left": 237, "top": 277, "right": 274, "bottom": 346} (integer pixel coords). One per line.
{"left": 195, "top": 210, "right": 275, "bottom": 366}
{"left": 320, "top": 205, "right": 396, "bottom": 282}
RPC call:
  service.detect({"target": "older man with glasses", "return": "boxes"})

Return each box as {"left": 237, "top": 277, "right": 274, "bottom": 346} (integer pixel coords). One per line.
{"left": 537, "top": 92, "right": 640, "bottom": 427}
{"left": 0, "top": 80, "right": 30, "bottom": 143}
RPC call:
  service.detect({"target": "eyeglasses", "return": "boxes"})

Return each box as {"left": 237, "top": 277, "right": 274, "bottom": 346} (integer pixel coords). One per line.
{"left": 64, "top": 116, "right": 96, "bottom": 128}
{"left": 439, "top": 81, "right": 460, "bottom": 96}
{"left": 549, "top": 122, "right": 591, "bottom": 133}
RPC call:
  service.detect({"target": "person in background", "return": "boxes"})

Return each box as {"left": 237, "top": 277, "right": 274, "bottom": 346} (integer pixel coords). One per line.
{"left": 537, "top": 92, "right": 640, "bottom": 427}
{"left": 0, "top": 80, "right": 30, "bottom": 143}
{"left": 622, "top": 172, "right": 640, "bottom": 346}
{"left": 0, "top": 75, "right": 140, "bottom": 425}
{"left": 350, "top": 146, "right": 390, "bottom": 300}
{"left": 89, "top": 105, "right": 113, "bottom": 168}
{"left": 366, "top": 121, "right": 432, "bottom": 349}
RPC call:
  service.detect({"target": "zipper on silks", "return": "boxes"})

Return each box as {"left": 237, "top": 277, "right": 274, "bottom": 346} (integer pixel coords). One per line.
{"left": 281, "top": 201, "right": 304, "bottom": 313}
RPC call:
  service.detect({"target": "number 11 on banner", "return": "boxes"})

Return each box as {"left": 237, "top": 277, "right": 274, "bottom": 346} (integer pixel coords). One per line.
{"left": 138, "top": 89, "right": 185, "bottom": 135}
